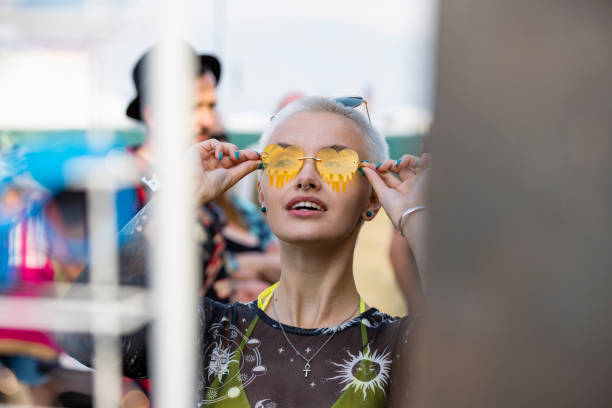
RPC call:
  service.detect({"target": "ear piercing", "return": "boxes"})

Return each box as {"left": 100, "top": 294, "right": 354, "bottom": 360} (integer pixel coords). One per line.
{"left": 260, "top": 206, "right": 267, "bottom": 213}
{"left": 366, "top": 210, "right": 373, "bottom": 217}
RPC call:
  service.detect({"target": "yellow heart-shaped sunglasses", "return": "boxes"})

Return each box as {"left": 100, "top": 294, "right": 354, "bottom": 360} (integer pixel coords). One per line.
{"left": 261, "top": 144, "right": 362, "bottom": 192}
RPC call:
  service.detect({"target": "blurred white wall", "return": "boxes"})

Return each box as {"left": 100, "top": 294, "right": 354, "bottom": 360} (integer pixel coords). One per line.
{"left": 0, "top": 0, "right": 437, "bottom": 132}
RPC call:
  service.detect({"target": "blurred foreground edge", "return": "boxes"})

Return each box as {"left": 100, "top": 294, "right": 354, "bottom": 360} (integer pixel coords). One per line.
{"left": 414, "top": 1, "right": 612, "bottom": 407}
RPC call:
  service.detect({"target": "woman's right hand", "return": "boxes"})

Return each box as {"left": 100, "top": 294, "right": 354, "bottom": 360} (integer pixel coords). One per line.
{"left": 186, "top": 139, "right": 261, "bottom": 205}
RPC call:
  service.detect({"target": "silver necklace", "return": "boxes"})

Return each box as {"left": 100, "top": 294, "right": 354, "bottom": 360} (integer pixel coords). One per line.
{"left": 271, "top": 297, "right": 360, "bottom": 379}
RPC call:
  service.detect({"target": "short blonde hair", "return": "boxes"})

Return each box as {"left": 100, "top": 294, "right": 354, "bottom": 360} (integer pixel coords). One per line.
{"left": 258, "top": 96, "right": 389, "bottom": 163}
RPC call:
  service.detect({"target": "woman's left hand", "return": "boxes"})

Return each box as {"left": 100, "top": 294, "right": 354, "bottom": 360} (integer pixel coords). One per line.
{"left": 361, "top": 153, "right": 432, "bottom": 231}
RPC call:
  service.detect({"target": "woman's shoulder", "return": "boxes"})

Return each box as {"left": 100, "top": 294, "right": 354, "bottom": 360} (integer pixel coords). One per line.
{"left": 362, "top": 309, "right": 414, "bottom": 329}
{"left": 199, "top": 298, "right": 257, "bottom": 326}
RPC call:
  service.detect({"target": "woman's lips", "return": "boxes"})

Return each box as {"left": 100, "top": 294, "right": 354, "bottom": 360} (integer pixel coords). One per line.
{"left": 285, "top": 195, "right": 327, "bottom": 218}
{"left": 287, "top": 208, "right": 325, "bottom": 218}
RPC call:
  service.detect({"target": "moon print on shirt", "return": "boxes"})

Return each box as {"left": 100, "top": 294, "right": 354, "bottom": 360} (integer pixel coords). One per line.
{"left": 327, "top": 345, "right": 392, "bottom": 400}
{"left": 201, "top": 318, "right": 267, "bottom": 404}
{"left": 254, "top": 399, "right": 278, "bottom": 408}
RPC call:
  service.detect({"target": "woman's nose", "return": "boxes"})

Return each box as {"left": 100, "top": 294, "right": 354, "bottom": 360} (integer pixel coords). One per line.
{"left": 294, "top": 158, "right": 321, "bottom": 191}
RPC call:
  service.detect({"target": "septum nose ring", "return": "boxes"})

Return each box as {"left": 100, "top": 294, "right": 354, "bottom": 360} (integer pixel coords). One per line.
{"left": 297, "top": 157, "right": 319, "bottom": 190}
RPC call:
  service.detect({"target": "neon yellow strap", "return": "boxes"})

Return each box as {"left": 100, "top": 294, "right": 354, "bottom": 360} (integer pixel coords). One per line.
{"left": 257, "top": 281, "right": 279, "bottom": 310}
{"left": 257, "top": 283, "right": 366, "bottom": 316}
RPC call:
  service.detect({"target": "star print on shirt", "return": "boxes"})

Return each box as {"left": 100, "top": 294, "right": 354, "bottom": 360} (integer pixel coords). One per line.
{"left": 278, "top": 347, "right": 284, "bottom": 354}
{"left": 305, "top": 347, "right": 312, "bottom": 354}
{"left": 309, "top": 382, "right": 316, "bottom": 388}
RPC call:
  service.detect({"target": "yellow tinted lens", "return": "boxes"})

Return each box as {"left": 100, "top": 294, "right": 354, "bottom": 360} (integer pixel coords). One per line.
{"left": 262, "top": 144, "right": 304, "bottom": 187}
{"left": 315, "top": 148, "right": 360, "bottom": 192}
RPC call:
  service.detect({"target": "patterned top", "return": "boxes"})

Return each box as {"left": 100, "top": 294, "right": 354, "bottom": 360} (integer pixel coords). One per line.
{"left": 56, "top": 201, "right": 415, "bottom": 407}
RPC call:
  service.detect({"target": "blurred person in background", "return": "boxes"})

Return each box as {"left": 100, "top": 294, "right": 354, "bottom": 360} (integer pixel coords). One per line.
{"left": 124, "top": 45, "right": 232, "bottom": 304}
{"left": 209, "top": 118, "right": 281, "bottom": 303}
{"left": 0, "top": 175, "right": 148, "bottom": 406}
{"left": 0, "top": 175, "right": 60, "bottom": 405}
{"left": 124, "top": 45, "right": 280, "bottom": 304}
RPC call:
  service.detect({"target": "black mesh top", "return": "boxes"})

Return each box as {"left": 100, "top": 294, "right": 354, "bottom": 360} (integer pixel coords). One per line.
{"left": 56, "top": 202, "right": 416, "bottom": 407}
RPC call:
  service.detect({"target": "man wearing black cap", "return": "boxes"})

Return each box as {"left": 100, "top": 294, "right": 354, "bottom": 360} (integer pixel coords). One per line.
{"left": 126, "top": 46, "right": 222, "bottom": 199}
{"left": 124, "top": 45, "right": 233, "bottom": 305}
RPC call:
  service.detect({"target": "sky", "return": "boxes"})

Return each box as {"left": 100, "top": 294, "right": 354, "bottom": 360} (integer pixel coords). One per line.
{"left": 0, "top": 0, "right": 438, "bottom": 130}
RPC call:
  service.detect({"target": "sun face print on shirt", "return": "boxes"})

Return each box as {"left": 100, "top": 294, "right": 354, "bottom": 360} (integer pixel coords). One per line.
{"left": 327, "top": 345, "right": 392, "bottom": 400}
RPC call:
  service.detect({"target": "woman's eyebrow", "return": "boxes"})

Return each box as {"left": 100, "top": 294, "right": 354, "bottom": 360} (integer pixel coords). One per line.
{"left": 328, "top": 144, "right": 347, "bottom": 151}
{"left": 277, "top": 142, "right": 290, "bottom": 148}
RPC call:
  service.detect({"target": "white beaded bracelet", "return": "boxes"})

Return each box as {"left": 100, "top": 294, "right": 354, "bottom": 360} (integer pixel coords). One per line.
{"left": 398, "top": 206, "right": 427, "bottom": 237}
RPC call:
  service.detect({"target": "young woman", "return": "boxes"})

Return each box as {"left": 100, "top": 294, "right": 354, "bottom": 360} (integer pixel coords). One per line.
{"left": 60, "top": 96, "right": 430, "bottom": 407}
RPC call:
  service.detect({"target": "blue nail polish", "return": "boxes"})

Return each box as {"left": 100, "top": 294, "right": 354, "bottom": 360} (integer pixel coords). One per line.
{"left": 415, "top": 161, "right": 421, "bottom": 167}
{"left": 357, "top": 167, "right": 365, "bottom": 176}
{"left": 376, "top": 163, "right": 382, "bottom": 169}
{"left": 257, "top": 163, "right": 263, "bottom": 169}
{"left": 396, "top": 159, "right": 402, "bottom": 166}
{"left": 366, "top": 210, "right": 372, "bottom": 217}
{"left": 218, "top": 152, "right": 223, "bottom": 160}
{"left": 254, "top": 150, "right": 260, "bottom": 156}
{"left": 235, "top": 151, "right": 240, "bottom": 159}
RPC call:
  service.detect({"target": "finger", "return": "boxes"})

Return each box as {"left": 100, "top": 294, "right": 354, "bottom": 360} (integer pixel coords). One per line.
{"left": 379, "top": 170, "right": 403, "bottom": 188}
{"left": 395, "top": 154, "right": 420, "bottom": 170}
{"left": 195, "top": 138, "right": 220, "bottom": 156}
{"left": 362, "top": 166, "right": 394, "bottom": 200}
{"left": 362, "top": 162, "right": 402, "bottom": 187}
{"left": 374, "top": 159, "right": 396, "bottom": 173}
{"left": 417, "top": 153, "right": 432, "bottom": 170}
{"left": 210, "top": 142, "right": 236, "bottom": 164}
{"left": 228, "top": 160, "right": 261, "bottom": 185}
{"left": 239, "top": 149, "right": 262, "bottom": 162}
{"left": 214, "top": 142, "right": 239, "bottom": 162}
{"left": 229, "top": 145, "right": 241, "bottom": 162}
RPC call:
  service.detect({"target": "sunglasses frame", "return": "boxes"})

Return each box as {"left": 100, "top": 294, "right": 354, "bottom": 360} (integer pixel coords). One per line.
{"left": 261, "top": 144, "right": 362, "bottom": 191}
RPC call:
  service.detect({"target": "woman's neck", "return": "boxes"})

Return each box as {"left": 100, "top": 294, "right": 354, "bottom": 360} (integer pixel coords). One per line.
{"left": 270, "top": 233, "right": 362, "bottom": 329}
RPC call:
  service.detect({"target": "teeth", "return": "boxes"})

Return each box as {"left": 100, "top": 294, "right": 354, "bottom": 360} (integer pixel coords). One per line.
{"left": 291, "top": 201, "right": 323, "bottom": 211}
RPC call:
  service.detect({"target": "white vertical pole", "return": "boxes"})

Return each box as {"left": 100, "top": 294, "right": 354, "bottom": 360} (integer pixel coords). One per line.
{"left": 87, "top": 186, "right": 121, "bottom": 408}
{"left": 151, "top": 0, "right": 198, "bottom": 407}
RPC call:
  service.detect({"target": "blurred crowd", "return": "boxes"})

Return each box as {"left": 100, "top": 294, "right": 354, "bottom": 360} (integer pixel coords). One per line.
{"left": 0, "top": 44, "right": 420, "bottom": 406}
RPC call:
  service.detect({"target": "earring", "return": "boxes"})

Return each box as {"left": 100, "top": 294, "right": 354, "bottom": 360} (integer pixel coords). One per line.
{"left": 366, "top": 210, "right": 373, "bottom": 217}
{"left": 260, "top": 206, "right": 267, "bottom": 213}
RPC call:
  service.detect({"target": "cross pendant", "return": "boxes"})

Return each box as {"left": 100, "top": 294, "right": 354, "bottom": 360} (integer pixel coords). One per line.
{"left": 303, "top": 363, "right": 311, "bottom": 378}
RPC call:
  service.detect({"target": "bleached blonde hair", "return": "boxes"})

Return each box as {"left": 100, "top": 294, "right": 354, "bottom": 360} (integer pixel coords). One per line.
{"left": 258, "top": 96, "right": 389, "bottom": 164}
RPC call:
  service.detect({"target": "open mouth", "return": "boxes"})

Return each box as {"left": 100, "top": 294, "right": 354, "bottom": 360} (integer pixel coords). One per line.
{"left": 286, "top": 196, "right": 328, "bottom": 215}
{"left": 291, "top": 201, "right": 325, "bottom": 211}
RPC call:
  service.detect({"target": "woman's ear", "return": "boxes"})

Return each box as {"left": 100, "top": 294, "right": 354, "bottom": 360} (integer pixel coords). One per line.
{"left": 257, "top": 180, "right": 264, "bottom": 207}
{"left": 363, "top": 188, "right": 382, "bottom": 220}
